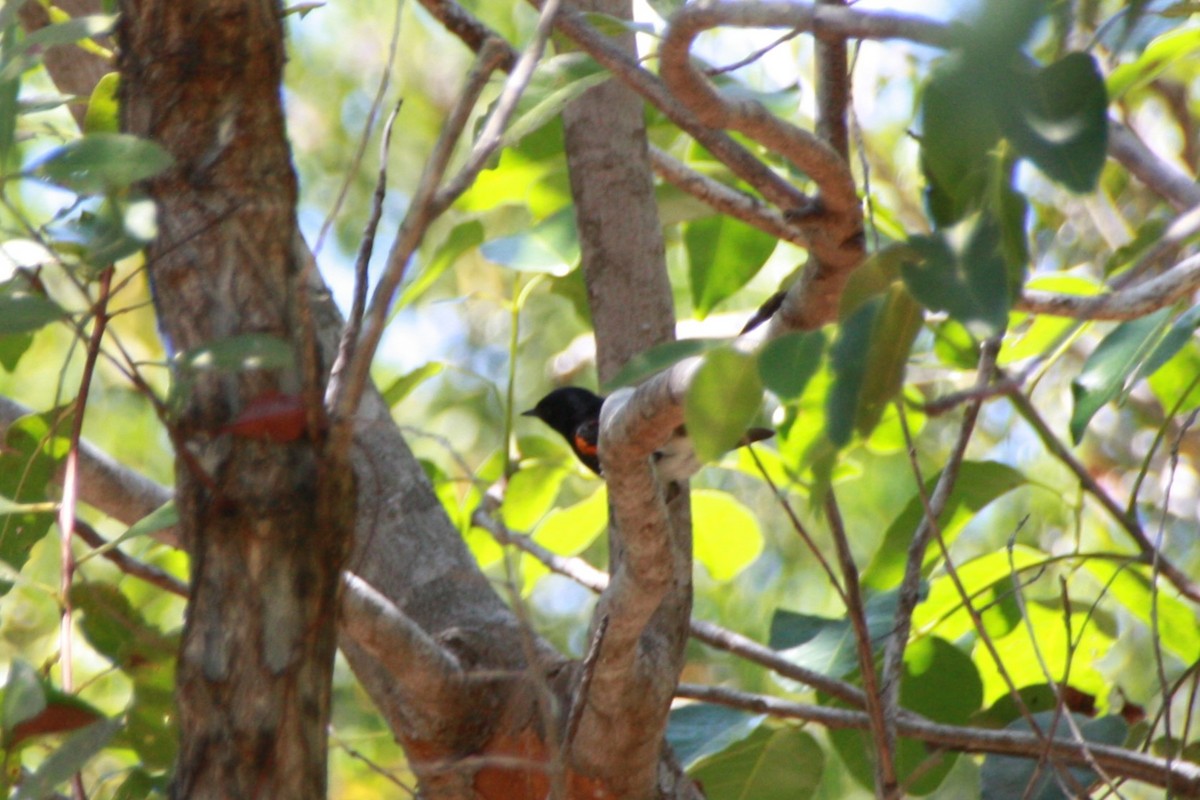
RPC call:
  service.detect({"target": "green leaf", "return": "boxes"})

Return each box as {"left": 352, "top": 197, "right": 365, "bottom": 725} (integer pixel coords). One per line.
{"left": 980, "top": 713, "right": 1126, "bottom": 800}
{"left": 0, "top": 22, "right": 18, "bottom": 171}
{"left": 2, "top": 659, "right": 46, "bottom": 737}
{"left": 504, "top": 463, "right": 569, "bottom": 531}
{"left": 175, "top": 333, "right": 295, "bottom": 374}
{"left": 911, "top": 546, "right": 1045, "bottom": 642}
{"left": 685, "top": 346, "right": 764, "bottom": 464}
{"left": 604, "top": 338, "right": 724, "bottom": 392}
{"left": 0, "top": 407, "right": 71, "bottom": 591}
{"left": 30, "top": 133, "right": 173, "bottom": 194}
{"left": 685, "top": 214, "right": 778, "bottom": 318}
{"left": 531, "top": 484, "right": 607, "bottom": 556}
{"left": 398, "top": 220, "right": 484, "bottom": 308}
{"left": 480, "top": 207, "right": 578, "bottom": 275}
{"left": 1084, "top": 560, "right": 1200, "bottom": 662}
{"left": 1107, "top": 27, "right": 1200, "bottom": 100}
{"left": 381, "top": 362, "right": 444, "bottom": 407}
{"left": 832, "top": 637, "right": 982, "bottom": 795}
{"left": 826, "top": 296, "right": 880, "bottom": 447}
{"left": 691, "top": 726, "right": 824, "bottom": 800}
{"left": 863, "top": 461, "right": 1028, "bottom": 590}
{"left": 758, "top": 331, "right": 825, "bottom": 401}
{"left": 666, "top": 704, "right": 764, "bottom": 770}
{"left": 83, "top": 72, "right": 119, "bottom": 134}
{"left": 0, "top": 288, "right": 64, "bottom": 335}
{"left": 769, "top": 592, "right": 898, "bottom": 681}
{"left": 693, "top": 490, "right": 763, "bottom": 582}
{"left": 1132, "top": 303, "right": 1200, "bottom": 387}
{"left": 12, "top": 718, "right": 120, "bottom": 800}
{"left": 854, "top": 283, "right": 923, "bottom": 437}
{"left": 1069, "top": 309, "right": 1173, "bottom": 443}
{"left": 71, "top": 583, "right": 178, "bottom": 670}
{"left": 1001, "top": 53, "right": 1108, "bottom": 193}
{"left": 503, "top": 55, "right": 609, "bottom": 148}
{"left": 903, "top": 215, "right": 1010, "bottom": 337}
{"left": 49, "top": 196, "right": 159, "bottom": 266}
{"left": 118, "top": 677, "right": 177, "bottom": 770}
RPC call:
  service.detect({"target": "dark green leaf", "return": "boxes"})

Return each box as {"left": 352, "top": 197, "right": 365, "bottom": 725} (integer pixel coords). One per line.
{"left": 863, "top": 461, "right": 1028, "bottom": 590}
{"left": 604, "top": 338, "right": 724, "bottom": 391}
{"left": 113, "top": 768, "right": 169, "bottom": 800}
{"left": 1069, "top": 309, "right": 1173, "bottom": 443}
{"left": 685, "top": 214, "right": 778, "bottom": 318}
{"left": 832, "top": 637, "right": 982, "bottom": 794}
{"left": 1001, "top": 54, "right": 1108, "bottom": 193}
{"left": 175, "top": 333, "right": 295, "bottom": 374}
{"left": 691, "top": 727, "right": 824, "bottom": 800}
{"left": 685, "top": 346, "right": 763, "bottom": 464}
{"left": 12, "top": 718, "right": 120, "bottom": 800}
{"left": 826, "top": 296, "right": 880, "bottom": 447}
{"left": 903, "top": 215, "right": 1010, "bottom": 336}
{"left": 30, "top": 133, "right": 173, "bottom": 194}
{"left": 0, "top": 331, "right": 33, "bottom": 370}
{"left": 580, "top": 11, "right": 658, "bottom": 37}
{"left": 666, "top": 704, "right": 764, "bottom": 770}
{"left": 0, "top": 289, "right": 64, "bottom": 335}
{"left": 0, "top": 22, "right": 18, "bottom": 171}
{"left": 980, "top": 713, "right": 1126, "bottom": 800}
{"left": 118, "top": 678, "right": 177, "bottom": 770}
{"left": 381, "top": 362, "right": 444, "bottom": 407}
{"left": 1132, "top": 304, "right": 1200, "bottom": 387}
{"left": 758, "top": 330, "right": 825, "bottom": 400}
{"left": 920, "top": 59, "right": 1000, "bottom": 226}
{"left": 769, "top": 592, "right": 898, "bottom": 680}
{"left": 503, "top": 55, "right": 609, "bottom": 147}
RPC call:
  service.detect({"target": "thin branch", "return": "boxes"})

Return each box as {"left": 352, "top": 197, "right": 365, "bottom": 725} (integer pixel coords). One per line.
{"left": 676, "top": 683, "right": 1200, "bottom": 797}
{"left": 1108, "top": 120, "right": 1200, "bottom": 212}
{"left": 879, "top": 338, "right": 998, "bottom": 781}
{"left": 58, "top": 266, "right": 114, "bottom": 692}
{"left": 824, "top": 491, "right": 897, "bottom": 794}
{"left": 473, "top": 507, "right": 871, "bottom": 707}
{"left": 1016, "top": 251, "right": 1200, "bottom": 321}
{"left": 1005, "top": 386, "right": 1200, "bottom": 602}
{"left": 74, "top": 519, "right": 187, "bottom": 597}
{"left": 313, "top": 0, "right": 404, "bottom": 255}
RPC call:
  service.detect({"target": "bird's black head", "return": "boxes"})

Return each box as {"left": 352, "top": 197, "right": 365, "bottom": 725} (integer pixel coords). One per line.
{"left": 522, "top": 386, "right": 605, "bottom": 441}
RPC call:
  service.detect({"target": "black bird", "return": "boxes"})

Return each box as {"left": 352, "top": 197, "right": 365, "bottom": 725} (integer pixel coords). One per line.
{"left": 522, "top": 386, "right": 772, "bottom": 482}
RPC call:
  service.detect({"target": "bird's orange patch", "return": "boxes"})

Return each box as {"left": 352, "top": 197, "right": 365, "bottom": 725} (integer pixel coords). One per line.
{"left": 573, "top": 434, "right": 599, "bottom": 457}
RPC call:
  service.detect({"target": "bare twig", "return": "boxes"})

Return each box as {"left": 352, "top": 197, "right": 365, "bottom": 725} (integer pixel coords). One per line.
{"left": 58, "top": 266, "right": 114, "bottom": 692}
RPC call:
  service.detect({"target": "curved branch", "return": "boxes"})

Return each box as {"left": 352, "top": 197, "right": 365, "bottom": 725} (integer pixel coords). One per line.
{"left": 1017, "top": 252, "right": 1200, "bottom": 321}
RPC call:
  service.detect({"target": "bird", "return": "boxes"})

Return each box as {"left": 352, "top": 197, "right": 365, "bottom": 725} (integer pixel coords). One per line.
{"left": 522, "top": 386, "right": 773, "bottom": 483}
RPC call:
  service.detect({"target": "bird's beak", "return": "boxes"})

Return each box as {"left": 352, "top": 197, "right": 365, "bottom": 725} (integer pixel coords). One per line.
{"left": 521, "top": 408, "right": 538, "bottom": 418}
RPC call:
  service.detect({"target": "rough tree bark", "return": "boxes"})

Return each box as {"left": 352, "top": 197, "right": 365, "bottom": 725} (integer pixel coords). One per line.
{"left": 117, "top": 1, "right": 354, "bottom": 797}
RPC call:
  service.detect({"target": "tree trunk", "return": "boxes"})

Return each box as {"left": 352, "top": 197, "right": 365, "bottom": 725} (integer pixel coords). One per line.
{"left": 118, "top": 2, "right": 353, "bottom": 797}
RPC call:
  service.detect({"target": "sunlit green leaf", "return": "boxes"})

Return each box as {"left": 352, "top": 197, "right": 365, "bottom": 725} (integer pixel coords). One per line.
{"left": 381, "top": 362, "right": 444, "bottom": 407}
{"left": 83, "top": 72, "right": 120, "bottom": 134}
{"left": 531, "top": 484, "right": 607, "bottom": 556}
{"left": 863, "top": 461, "right": 1028, "bottom": 590}
{"left": 693, "top": 490, "right": 762, "bottom": 582}
{"left": 398, "top": 219, "right": 483, "bottom": 308}
{"left": 1107, "top": 27, "right": 1200, "bottom": 99}
{"left": 685, "top": 214, "right": 777, "bottom": 318}
{"left": 504, "top": 463, "right": 569, "bottom": 531}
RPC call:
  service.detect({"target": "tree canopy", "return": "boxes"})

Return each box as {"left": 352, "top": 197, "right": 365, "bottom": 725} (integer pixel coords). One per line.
{"left": 2, "top": 0, "right": 1200, "bottom": 797}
